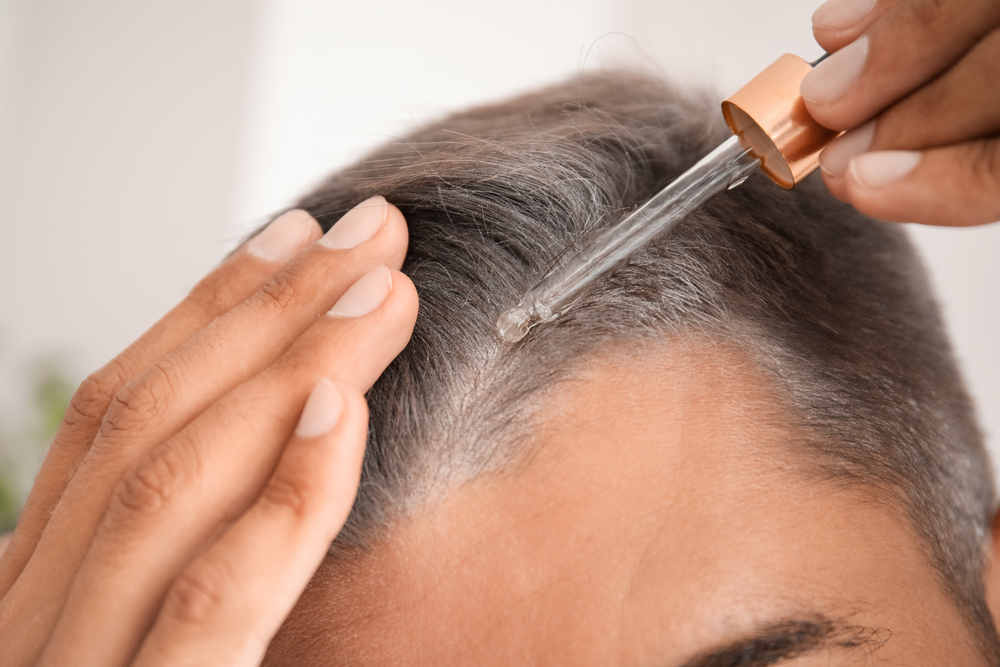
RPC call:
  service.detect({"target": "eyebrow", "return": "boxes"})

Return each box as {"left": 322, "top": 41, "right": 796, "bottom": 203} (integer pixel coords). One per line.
{"left": 676, "top": 617, "right": 889, "bottom": 667}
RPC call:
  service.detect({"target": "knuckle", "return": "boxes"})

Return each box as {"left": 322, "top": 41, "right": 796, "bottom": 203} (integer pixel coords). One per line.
{"left": 186, "top": 273, "right": 242, "bottom": 321}
{"left": 907, "top": 0, "right": 948, "bottom": 33}
{"left": 253, "top": 266, "right": 305, "bottom": 317}
{"left": 967, "top": 140, "right": 1000, "bottom": 190}
{"left": 196, "top": 329, "right": 232, "bottom": 356}
{"left": 259, "top": 469, "right": 318, "bottom": 521}
{"left": 163, "top": 561, "right": 230, "bottom": 628}
{"left": 901, "top": 75, "right": 949, "bottom": 125}
{"left": 65, "top": 361, "right": 127, "bottom": 427}
{"left": 111, "top": 442, "right": 199, "bottom": 516}
{"left": 977, "top": 31, "right": 1000, "bottom": 87}
{"left": 99, "top": 363, "right": 176, "bottom": 439}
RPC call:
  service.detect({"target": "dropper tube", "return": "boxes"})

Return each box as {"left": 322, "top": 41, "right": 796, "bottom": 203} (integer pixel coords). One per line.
{"left": 496, "top": 53, "right": 840, "bottom": 344}
{"left": 496, "top": 136, "right": 759, "bottom": 343}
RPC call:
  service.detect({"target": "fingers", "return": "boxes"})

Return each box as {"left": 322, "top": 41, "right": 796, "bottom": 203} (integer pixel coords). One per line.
{"left": 130, "top": 380, "right": 368, "bottom": 667}
{"left": 803, "top": 0, "right": 1000, "bottom": 131}
{"left": 85, "top": 197, "right": 405, "bottom": 463}
{"left": 0, "top": 197, "right": 408, "bottom": 665}
{"left": 823, "top": 138, "right": 1000, "bottom": 225}
{"left": 36, "top": 268, "right": 418, "bottom": 667}
{"left": 0, "top": 209, "right": 320, "bottom": 597}
{"left": 805, "top": 0, "right": 1000, "bottom": 225}
{"left": 817, "top": 29, "right": 1000, "bottom": 164}
{"left": 871, "top": 30, "right": 1000, "bottom": 150}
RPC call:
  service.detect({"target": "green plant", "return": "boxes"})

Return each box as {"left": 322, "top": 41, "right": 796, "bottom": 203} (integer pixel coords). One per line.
{"left": 0, "top": 363, "right": 74, "bottom": 532}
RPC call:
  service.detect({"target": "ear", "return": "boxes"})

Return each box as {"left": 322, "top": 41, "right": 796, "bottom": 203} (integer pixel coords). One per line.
{"left": 985, "top": 509, "right": 1000, "bottom": 631}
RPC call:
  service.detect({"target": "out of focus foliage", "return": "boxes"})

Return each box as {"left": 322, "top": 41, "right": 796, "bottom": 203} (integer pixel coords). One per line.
{"left": 0, "top": 365, "right": 74, "bottom": 532}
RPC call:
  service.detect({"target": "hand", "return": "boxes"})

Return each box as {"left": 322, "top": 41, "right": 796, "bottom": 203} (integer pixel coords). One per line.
{"left": 802, "top": 0, "right": 1000, "bottom": 226}
{"left": 0, "top": 197, "right": 418, "bottom": 666}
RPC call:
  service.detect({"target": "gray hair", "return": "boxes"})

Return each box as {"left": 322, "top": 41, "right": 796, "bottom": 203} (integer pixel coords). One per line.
{"left": 292, "top": 72, "right": 998, "bottom": 654}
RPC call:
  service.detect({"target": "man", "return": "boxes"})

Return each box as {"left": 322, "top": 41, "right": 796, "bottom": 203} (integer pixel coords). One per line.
{"left": 2, "top": 0, "right": 1000, "bottom": 660}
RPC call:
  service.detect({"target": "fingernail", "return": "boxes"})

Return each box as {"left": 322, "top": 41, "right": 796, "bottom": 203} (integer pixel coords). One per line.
{"left": 812, "top": 0, "right": 876, "bottom": 32}
{"left": 800, "top": 36, "right": 868, "bottom": 105}
{"left": 247, "top": 209, "right": 316, "bottom": 262}
{"left": 327, "top": 265, "right": 393, "bottom": 318}
{"left": 819, "top": 121, "right": 874, "bottom": 176}
{"left": 320, "top": 196, "right": 388, "bottom": 250}
{"left": 296, "top": 378, "right": 344, "bottom": 438}
{"left": 849, "top": 150, "right": 921, "bottom": 188}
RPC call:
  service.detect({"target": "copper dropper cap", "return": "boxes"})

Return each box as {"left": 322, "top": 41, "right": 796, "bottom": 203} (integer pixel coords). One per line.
{"left": 721, "top": 53, "right": 841, "bottom": 189}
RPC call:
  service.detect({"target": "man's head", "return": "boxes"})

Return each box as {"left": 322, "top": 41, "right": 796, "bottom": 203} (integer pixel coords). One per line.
{"left": 266, "top": 73, "right": 1000, "bottom": 664}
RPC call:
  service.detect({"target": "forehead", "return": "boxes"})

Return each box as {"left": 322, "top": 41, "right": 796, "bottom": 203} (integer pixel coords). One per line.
{"left": 268, "top": 341, "right": 978, "bottom": 665}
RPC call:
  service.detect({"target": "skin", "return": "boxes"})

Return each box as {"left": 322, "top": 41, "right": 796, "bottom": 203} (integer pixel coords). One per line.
{"left": 262, "top": 342, "right": 996, "bottom": 666}
{"left": 0, "top": 200, "right": 419, "bottom": 666}
{"left": 0, "top": 202, "right": 998, "bottom": 664}
{"left": 0, "top": 0, "right": 997, "bottom": 647}
{"left": 804, "top": 0, "right": 1000, "bottom": 226}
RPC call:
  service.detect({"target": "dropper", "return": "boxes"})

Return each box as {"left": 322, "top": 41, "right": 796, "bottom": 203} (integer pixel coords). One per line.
{"left": 496, "top": 53, "right": 839, "bottom": 343}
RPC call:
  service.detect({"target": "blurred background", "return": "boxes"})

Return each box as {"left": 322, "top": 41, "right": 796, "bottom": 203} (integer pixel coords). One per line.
{"left": 1, "top": 0, "right": 998, "bottom": 526}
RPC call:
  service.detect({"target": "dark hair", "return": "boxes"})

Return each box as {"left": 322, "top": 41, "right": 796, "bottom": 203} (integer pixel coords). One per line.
{"left": 293, "top": 72, "right": 998, "bottom": 655}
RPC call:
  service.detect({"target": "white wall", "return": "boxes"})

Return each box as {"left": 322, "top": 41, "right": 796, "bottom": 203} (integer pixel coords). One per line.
{"left": 0, "top": 0, "right": 258, "bottom": 488}
{"left": 1, "top": 0, "right": 997, "bottom": 476}
{"left": 232, "top": 0, "right": 611, "bottom": 235}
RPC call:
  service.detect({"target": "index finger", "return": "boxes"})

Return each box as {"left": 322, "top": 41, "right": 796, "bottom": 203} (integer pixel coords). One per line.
{"left": 802, "top": 0, "right": 1000, "bottom": 130}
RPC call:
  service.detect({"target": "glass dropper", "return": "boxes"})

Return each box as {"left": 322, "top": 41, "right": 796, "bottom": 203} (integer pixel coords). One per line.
{"left": 495, "top": 52, "right": 839, "bottom": 344}
{"left": 496, "top": 136, "right": 759, "bottom": 343}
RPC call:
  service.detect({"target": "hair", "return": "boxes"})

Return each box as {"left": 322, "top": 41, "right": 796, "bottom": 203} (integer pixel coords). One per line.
{"left": 290, "top": 72, "right": 998, "bottom": 655}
